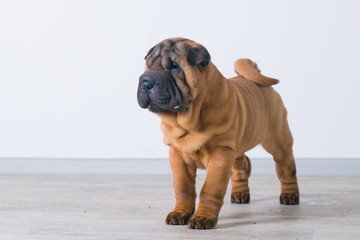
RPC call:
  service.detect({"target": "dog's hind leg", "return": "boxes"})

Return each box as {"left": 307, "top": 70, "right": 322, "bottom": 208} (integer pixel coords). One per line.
{"left": 261, "top": 113, "right": 300, "bottom": 205}
{"left": 230, "top": 154, "right": 251, "bottom": 204}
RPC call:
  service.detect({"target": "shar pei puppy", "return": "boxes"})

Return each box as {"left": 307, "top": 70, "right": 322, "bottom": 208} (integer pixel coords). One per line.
{"left": 137, "top": 38, "right": 299, "bottom": 229}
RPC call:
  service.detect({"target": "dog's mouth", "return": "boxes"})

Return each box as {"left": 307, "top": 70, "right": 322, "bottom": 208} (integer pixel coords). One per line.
{"left": 137, "top": 69, "right": 191, "bottom": 113}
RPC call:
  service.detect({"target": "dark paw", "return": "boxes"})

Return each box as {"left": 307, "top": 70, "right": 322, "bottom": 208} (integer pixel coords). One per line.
{"left": 187, "top": 215, "right": 217, "bottom": 229}
{"left": 165, "top": 211, "right": 192, "bottom": 225}
{"left": 280, "top": 192, "right": 299, "bottom": 205}
{"left": 231, "top": 191, "right": 250, "bottom": 204}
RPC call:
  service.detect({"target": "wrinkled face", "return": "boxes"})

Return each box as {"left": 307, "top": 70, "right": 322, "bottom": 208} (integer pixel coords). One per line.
{"left": 137, "top": 38, "right": 210, "bottom": 113}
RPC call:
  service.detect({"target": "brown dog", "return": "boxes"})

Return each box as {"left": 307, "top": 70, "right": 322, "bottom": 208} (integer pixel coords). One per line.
{"left": 137, "top": 38, "right": 299, "bottom": 229}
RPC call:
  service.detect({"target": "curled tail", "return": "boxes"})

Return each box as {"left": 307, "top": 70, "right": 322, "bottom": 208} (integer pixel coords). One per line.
{"left": 234, "top": 59, "right": 279, "bottom": 87}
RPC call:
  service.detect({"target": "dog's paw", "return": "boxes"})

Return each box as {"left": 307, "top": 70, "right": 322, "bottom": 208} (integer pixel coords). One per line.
{"left": 279, "top": 192, "right": 299, "bottom": 205}
{"left": 231, "top": 191, "right": 250, "bottom": 204}
{"left": 165, "top": 211, "right": 192, "bottom": 225}
{"left": 187, "top": 215, "right": 217, "bottom": 229}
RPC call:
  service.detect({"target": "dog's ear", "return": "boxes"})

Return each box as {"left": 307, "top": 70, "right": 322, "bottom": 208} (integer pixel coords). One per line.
{"left": 145, "top": 45, "right": 156, "bottom": 60}
{"left": 187, "top": 45, "right": 211, "bottom": 68}
{"left": 144, "top": 44, "right": 160, "bottom": 68}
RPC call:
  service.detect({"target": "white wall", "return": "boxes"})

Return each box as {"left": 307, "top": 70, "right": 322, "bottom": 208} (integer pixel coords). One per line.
{"left": 0, "top": 0, "right": 359, "bottom": 159}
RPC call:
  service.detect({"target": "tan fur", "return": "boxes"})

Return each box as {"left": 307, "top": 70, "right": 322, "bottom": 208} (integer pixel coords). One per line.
{"left": 146, "top": 39, "right": 299, "bottom": 229}
{"left": 234, "top": 58, "right": 279, "bottom": 86}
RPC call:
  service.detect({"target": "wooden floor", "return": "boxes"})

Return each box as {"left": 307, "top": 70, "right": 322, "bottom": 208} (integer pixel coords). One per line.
{"left": 0, "top": 174, "right": 359, "bottom": 239}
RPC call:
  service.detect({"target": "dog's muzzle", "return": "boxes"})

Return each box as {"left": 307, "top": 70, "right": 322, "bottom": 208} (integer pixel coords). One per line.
{"left": 137, "top": 69, "right": 179, "bottom": 112}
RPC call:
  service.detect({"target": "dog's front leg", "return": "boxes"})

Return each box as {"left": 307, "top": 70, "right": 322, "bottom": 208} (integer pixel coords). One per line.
{"left": 166, "top": 146, "right": 197, "bottom": 225}
{"left": 188, "top": 147, "right": 234, "bottom": 229}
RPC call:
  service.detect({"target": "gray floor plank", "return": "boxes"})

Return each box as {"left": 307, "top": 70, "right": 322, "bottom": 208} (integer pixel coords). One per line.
{"left": 0, "top": 175, "right": 359, "bottom": 239}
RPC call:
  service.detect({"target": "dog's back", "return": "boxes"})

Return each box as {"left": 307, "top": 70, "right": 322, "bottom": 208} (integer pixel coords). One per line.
{"left": 228, "top": 59, "right": 289, "bottom": 155}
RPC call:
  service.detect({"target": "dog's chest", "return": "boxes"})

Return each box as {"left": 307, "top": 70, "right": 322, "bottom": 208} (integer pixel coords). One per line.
{"left": 182, "top": 150, "right": 208, "bottom": 169}
{"left": 162, "top": 126, "right": 211, "bottom": 152}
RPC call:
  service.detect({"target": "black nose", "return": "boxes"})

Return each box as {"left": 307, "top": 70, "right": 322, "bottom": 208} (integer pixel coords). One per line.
{"left": 140, "top": 80, "right": 154, "bottom": 91}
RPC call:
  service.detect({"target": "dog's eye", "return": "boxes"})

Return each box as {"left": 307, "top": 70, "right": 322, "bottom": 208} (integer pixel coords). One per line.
{"left": 169, "top": 59, "right": 179, "bottom": 70}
